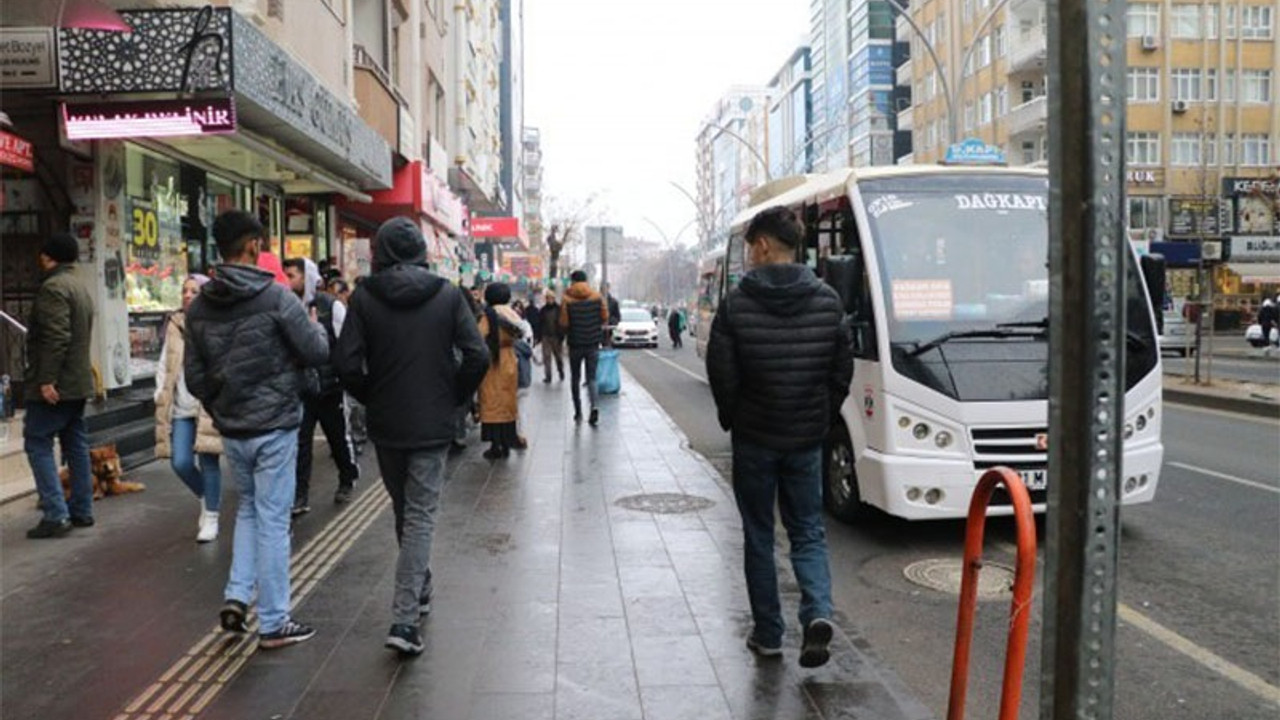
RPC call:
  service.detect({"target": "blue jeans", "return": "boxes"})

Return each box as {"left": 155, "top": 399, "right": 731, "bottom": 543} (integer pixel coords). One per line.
{"left": 24, "top": 400, "right": 93, "bottom": 523}
{"left": 223, "top": 429, "right": 298, "bottom": 635}
{"left": 171, "top": 417, "right": 222, "bottom": 511}
{"left": 731, "top": 439, "right": 833, "bottom": 647}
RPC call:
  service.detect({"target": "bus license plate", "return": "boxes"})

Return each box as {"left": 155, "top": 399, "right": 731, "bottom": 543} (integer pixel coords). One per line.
{"left": 1018, "top": 469, "right": 1048, "bottom": 491}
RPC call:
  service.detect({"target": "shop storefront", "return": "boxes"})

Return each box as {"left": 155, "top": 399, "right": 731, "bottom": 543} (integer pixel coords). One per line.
{"left": 40, "top": 6, "right": 394, "bottom": 388}
{"left": 1219, "top": 177, "right": 1280, "bottom": 326}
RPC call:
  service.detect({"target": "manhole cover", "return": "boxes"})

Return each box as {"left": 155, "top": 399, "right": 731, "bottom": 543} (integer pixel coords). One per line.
{"left": 616, "top": 492, "right": 714, "bottom": 514}
{"left": 902, "top": 558, "right": 1015, "bottom": 600}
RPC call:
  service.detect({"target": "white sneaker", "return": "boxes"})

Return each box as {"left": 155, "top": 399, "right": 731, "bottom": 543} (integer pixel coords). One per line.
{"left": 197, "top": 510, "right": 219, "bottom": 543}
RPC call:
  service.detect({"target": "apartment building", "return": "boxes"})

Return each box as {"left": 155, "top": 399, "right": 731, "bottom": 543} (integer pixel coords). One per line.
{"left": 522, "top": 127, "right": 544, "bottom": 250}
{"left": 694, "top": 86, "right": 774, "bottom": 251}
{"left": 767, "top": 46, "right": 814, "bottom": 179}
{"left": 897, "top": 0, "right": 1279, "bottom": 308}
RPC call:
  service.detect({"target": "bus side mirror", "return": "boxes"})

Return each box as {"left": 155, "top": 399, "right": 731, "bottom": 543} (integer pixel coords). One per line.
{"left": 824, "top": 254, "right": 865, "bottom": 317}
{"left": 1140, "top": 253, "right": 1166, "bottom": 334}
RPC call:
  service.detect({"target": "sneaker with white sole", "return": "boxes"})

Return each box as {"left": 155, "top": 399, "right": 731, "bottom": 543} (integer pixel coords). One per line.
{"left": 746, "top": 635, "right": 783, "bottom": 658}
{"left": 259, "top": 620, "right": 316, "bottom": 649}
{"left": 385, "top": 623, "right": 424, "bottom": 655}
{"left": 196, "top": 511, "right": 219, "bottom": 543}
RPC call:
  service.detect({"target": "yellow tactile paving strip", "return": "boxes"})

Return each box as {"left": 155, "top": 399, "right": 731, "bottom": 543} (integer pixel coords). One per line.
{"left": 110, "top": 484, "right": 390, "bottom": 720}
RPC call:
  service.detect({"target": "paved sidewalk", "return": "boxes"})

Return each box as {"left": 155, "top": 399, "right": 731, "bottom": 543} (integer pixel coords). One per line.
{"left": 198, "top": 367, "right": 932, "bottom": 719}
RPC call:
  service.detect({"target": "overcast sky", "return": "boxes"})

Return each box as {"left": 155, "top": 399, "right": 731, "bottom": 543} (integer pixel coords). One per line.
{"left": 524, "top": 0, "right": 808, "bottom": 249}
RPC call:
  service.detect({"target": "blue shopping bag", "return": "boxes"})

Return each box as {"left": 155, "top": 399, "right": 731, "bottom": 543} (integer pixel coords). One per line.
{"left": 596, "top": 348, "right": 621, "bottom": 395}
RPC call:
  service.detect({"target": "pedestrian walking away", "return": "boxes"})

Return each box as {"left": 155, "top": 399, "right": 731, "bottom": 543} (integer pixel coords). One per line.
{"left": 154, "top": 274, "right": 224, "bottom": 543}
{"left": 185, "top": 210, "right": 331, "bottom": 650}
{"left": 336, "top": 216, "right": 489, "bottom": 656}
{"left": 477, "top": 283, "right": 528, "bottom": 460}
{"left": 560, "top": 270, "right": 608, "bottom": 426}
{"left": 23, "top": 232, "right": 96, "bottom": 539}
{"left": 706, "top": 206, "right": 853, "bottom": 669}
{"left": 539, "top": 290, "right": 565, "bottom": 382}
{"left": 668, "top": 307, "right": 685, "bottom": 349}
{"left": 284, "top": 258, "right": 360, "bottom": 514}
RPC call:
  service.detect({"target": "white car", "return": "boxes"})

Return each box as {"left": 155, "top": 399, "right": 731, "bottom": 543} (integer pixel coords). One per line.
{"left": 612, "top": 308, "right": 659, "bottom": 348}
{"left": 1159, "top": 308, "right": 1195, "bottom": 357}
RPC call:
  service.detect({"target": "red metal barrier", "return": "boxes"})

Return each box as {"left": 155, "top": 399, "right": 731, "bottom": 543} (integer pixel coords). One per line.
{"left": 946, "top": 467, "right": 1038, "bottom": 720}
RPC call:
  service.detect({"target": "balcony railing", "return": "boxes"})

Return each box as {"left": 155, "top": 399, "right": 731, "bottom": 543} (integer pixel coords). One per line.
{"left": 1005, "top": 95, "right": 1047, "bottom": 138}
{"left": 897, "top": 105, "right": 914, "bottom": 133}
{"left": 1007, "top": 27, "right": 1047, "bottom": 74}
{"left": 897, "top": 61, "right": 913, "bottom": 87}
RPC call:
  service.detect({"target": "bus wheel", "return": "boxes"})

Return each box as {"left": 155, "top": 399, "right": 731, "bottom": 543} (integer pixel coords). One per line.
{"left": 824, "top": 423, "right": 867, "bottom": 524}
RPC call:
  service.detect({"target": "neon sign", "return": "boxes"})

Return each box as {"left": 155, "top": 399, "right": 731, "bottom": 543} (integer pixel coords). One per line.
{"left": 62, "top": 98, "right": 237, "bottom": 141}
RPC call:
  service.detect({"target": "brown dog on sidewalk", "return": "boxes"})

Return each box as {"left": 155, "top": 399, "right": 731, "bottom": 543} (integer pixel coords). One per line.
{"left": 59, "top": 443, "right": 145, "bottom": 500}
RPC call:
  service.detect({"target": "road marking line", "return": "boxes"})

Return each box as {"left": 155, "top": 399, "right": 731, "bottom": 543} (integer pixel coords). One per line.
{"left": 1117, "top": 603, "right": 1280, "bottom": 706}
{"left": 1167, "top": 461, "right": 1280, "bottom": 495}
{"left": 642, "top": 350, "right": 709, "bottom": 384}
{"left": 110, "top": 483, "right": 390, "bottom": 719}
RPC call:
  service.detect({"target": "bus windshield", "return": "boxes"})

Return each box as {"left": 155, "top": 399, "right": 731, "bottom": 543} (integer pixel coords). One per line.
{"left": 860, "top": 173, "right": 1157, "bottom": 400}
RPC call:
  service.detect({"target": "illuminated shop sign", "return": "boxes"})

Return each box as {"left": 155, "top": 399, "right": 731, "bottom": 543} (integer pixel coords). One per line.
{"left": 62, "top": 98, "right": 237, "bottom": 141}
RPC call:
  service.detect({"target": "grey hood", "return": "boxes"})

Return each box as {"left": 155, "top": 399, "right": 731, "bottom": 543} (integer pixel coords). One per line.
{"left": 738, "top": 263, "right": 825, "bottom": 317}
{"left": 202, "top": 264, "right": 275, "bottom": 305}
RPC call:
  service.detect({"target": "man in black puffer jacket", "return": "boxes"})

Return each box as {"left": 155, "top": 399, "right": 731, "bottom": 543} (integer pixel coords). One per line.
{"left": 186, "top": 210, "right": 330, "bottom": 651}
{"left": 335, "top": 217, "right": 489, "bottom": 656}
{"left": 706, "top": 206, "right": 853, "bottom": 670}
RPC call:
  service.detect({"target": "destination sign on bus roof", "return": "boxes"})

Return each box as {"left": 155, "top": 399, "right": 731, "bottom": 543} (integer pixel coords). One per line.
{"left": 942, "top": 138, "right": 1007, "bottom": 166}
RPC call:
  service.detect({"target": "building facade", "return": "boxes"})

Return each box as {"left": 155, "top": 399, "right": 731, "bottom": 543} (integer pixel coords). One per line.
{"left": 848, "top": 0, "right": 907, "bottom": 167}
{"left": 767, "top": 46, "right": 814, "bottom": 179}
{"left": 522, "top": 127, "right": 544, "bottom": 251}
{"left": 694, "top": 86, "right": 773, "bottom": 251}
{"left": 448, "top": 0, "right": 505, "bottom": 214}
{"left": 810, "top": 0, "right": 851, "bottom": 170}
{"left": 896, "top": 0, "right": 1279, "bottom": 315}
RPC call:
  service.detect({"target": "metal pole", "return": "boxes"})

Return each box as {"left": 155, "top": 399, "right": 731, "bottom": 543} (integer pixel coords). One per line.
{"left": 883, "top": 0, "right": 956, "bottom": 143}
{"left": 1042, "top": 0, "right": 1127, "bottom": 718}
{"left": 702, "top": 122, "right": 771, "bottom": 181}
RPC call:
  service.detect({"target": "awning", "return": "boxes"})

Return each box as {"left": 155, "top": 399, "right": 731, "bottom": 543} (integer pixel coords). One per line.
{"left": 1226, "top": 262, "right": 1280, "bottom": 284}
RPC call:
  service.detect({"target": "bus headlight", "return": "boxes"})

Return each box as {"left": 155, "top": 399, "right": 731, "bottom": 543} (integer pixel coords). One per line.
{"left": 898, "top": 416, "right": 912, "bottom": 429}
{"left": 935, "top": 431, "right": 953, "bottom": 448}
{"left": 912, "top": 423, "right": 931, "bottom": 440}
{"left": 1135, "top": 415, "right": 1146, "bottom": 432}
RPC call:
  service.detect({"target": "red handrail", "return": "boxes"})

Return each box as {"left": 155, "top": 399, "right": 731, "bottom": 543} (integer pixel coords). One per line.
{"left": 946, "top": 467, "right": 1038, "bottom": 720}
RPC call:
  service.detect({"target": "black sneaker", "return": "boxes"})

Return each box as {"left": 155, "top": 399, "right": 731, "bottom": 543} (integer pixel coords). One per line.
{"left": 419, "top": 592, "right": 432, "bottom": 617}
{"left": 800, "top": 618, "right": 834, "bottom": 668}
{"left": 69, "top": 515, "right": 95, "bottom": 528}
{"left": 588, "top": 407, "right": 599, "bottom": 427}
{"left": 573, "top": 412, "right": 583, "bottom": 424}
{"left": 746, "top": 635, "right": 783, "bottom": 658}
{"left": 291, "top": 500, "right": 311, "bottom": 517}
{"left": 385, "top": 623, "right": 424, "bottom": 655}
{"left": 26, "top": 519, "right": 72, "bottom": 539}
{"left": 220, "top": 599, "right": 248, "bottom": 633}
{"left": 259, "top": 620, "right": 316, "bottom": 649}
{"left": 334, "top": 486, "right": 354, "bottom": 505}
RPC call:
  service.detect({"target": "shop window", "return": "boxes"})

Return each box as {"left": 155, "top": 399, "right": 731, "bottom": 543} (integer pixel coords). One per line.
{"left": 123, "top": 145, "right": 187, "bottom": 314}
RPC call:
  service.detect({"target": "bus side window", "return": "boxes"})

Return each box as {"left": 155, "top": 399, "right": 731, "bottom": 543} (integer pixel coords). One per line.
{"left": 840, "top": 209, "right": 878, "bottom": 361}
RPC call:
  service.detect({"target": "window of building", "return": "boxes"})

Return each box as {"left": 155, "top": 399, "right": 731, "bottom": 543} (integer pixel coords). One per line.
{"left": 1021, "top": 141, "right": 1037, "bottom": 165}
{"left": 1240, "top": 134, "right": 1272, "bottom": 166}
{"left": 994, "top": 24, "right": 1006, "bottom": 56}
{"left": 1221, "top": 133, "right": 1235, "bottom": 164}
{"left": 1241, "top": 69, "right": 1272, "bottom": 103}
{"left": 1127, "top": 3, "right": 1161, "bottom": 37}
{"left": 1170, "top": 4, "right": 1201, "bottom": 38}
{"left": 980, "top": 92, "right": 993, "bottom": 125}
{"left": 1206, "top": 5, "right": 1219, "bottom": 38}
{"left": 1225, "top": 5, "right": 1237, "bottom": 37}
{"left": 1240, "top": 5, "right": 1274, "bottom": 39}
{"left": 1128, "top": 197, "right": 1162, "bottom": 230}
{"left": 976, "top": 34, "right": 992, "bottom": 69}
{"left": 1127, "top": 67, "right": 1160, "bottom": 102}
{"left": 1205, "top": 68, "right": 1219, "bottom": 101}
{"left": 1223, "top": 69, "right": 1237, "bottom": 101}
{"left": 924, "top": 71, "right": 936, "bottom": 100}
{"left": 1171, "top": 133, "right": 1205, "bottom": 166}
{"left": 1170, "top": 68, "right": 1203, "bottom": 101}
{"left": 1126, "top": 131, "right": 1161, "bottom": 165}
{"left": 963, "top": 0, "right": 974, "bottom": 22}
{"left": 964, "top": 101, "right": 975, "bottom": 132}
{"left": 996, "top": 85, "right": 1009, "bottom": 115}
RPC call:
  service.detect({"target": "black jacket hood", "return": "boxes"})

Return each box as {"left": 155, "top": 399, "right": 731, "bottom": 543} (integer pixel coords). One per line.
{"left": 203, "top": 264, "right": 275, "bottom": 305}
{"left": 363, "top": 264, "right": 447, "bottom": 307}
{"left": 738, "top": 263, "right": 825, "bottom": 317}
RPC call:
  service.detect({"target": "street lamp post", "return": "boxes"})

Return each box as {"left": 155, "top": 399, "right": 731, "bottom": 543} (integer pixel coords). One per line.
{"left": 702, "top": 122, "right": 771, "bottom": 182}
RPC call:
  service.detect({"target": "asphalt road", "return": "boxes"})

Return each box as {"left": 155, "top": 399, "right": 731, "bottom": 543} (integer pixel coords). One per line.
{"left": 1163, "top": 353, "right": 1280, "bottom": 386}
{"left": 620, "top": 342, "right": 1280, "bottom": 720}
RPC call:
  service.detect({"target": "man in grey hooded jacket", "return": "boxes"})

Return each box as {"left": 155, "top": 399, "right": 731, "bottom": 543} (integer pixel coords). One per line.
{"left": 186, "top": 210, "right": 330, "bottom": 650}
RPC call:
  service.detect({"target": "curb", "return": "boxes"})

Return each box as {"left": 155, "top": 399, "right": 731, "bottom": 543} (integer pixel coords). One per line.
{"left": 1164, "top": 388, "right": 1280, "bottom": 420}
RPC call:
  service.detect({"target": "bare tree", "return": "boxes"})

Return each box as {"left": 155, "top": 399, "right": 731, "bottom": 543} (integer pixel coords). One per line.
{"left": 543, "top": 193, "right": 602, "bottom": 280}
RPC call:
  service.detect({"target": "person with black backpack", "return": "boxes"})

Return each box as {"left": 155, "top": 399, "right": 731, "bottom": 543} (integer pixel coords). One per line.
{"left": 284, "top": 258, "right": 360, "bottom": 513}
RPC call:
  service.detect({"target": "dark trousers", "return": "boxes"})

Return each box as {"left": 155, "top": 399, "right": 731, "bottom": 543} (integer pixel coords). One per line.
{"left": 296, "top": 391, "right": 359, "bottom": 502}
{"left": 375, "top": 443, "right": 449, "bottom": 624}
{"left": 542, "top": 336, "right": 565, "bottom": 381}
{"left": 731, "top": 439, "right": 833, "bottom": 647}
{"left": 670, "top": 328, "right": 683, "bottom": 348}
{"left": 25, "top": 399, "right": 93, "bottom": 523}
{"left": 568, "top": 346, "right": 599, "bottom": 415}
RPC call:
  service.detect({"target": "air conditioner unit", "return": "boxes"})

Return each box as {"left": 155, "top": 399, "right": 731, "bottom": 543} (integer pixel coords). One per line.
{"left": 1201, "top": 241, "right": 1222, "bottom": 260}
{"left": 1141, "top": 35, "right": 1159, "bottom": 51}
{"left": 1171, "top": 100, "right": 1189, "bottom": 114}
